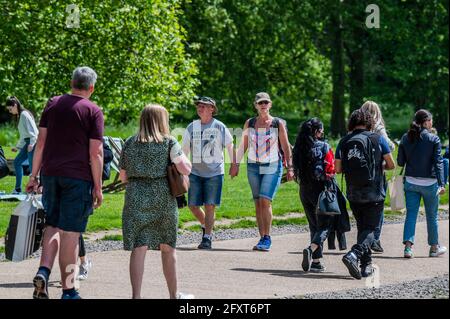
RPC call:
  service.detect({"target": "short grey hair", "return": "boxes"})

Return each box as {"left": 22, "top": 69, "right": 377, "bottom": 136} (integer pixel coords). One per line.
{"left": 72, "top": 66, "right": 97, "bottom": 90}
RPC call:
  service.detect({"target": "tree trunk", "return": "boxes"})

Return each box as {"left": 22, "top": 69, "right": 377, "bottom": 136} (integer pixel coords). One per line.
{"left": 349, "top": 42, "right": 364, "bottom": 112}
{"left": 330, "top": 13, "right": 346, "bottom": 137}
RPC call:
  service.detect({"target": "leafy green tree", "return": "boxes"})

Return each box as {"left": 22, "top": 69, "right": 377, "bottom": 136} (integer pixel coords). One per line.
{"left": 364, "top": 0, "right": 448, "bottom": 134}
{"left": 0, "top": 0, "right": 198, "bottom": 124}
{"left": 181, "top": 0, "right": 332, "bottom": 122}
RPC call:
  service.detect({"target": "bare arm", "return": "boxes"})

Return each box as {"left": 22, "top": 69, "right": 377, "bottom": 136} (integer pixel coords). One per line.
{"left": 89, "top": 138, "right": 104, "bottom": 208}
{"left": 278, "top": 122, "right": 292, "bottom": 168}
{"left": 26, "top": 127, "right": 47, "bottom": 193}
{"left": 335, "top": 159, "right": 342, "bottom": 174}
{"left": 119, "top": 169, "right": 128, "bottom": 183}
{"left": 383, "top": 153, "right": 395, "bottom": 170}
{"left": 278, "top": 122, "right": 294, "bottom": 181}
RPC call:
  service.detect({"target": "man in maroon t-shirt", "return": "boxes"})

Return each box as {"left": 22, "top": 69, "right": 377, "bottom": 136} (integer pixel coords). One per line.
{"left": 26, "top": 66, "right": 104, "bottom": 299}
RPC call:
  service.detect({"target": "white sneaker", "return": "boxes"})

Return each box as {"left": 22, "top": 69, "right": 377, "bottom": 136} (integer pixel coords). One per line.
{"left": 176, "top": 292, "right": 195, "bottom": 299}
{"left": 77, "top": 259, "right": 92, "bottom": 280}
{"left": 429, "top": 245, "right": 447, "bottom": 257}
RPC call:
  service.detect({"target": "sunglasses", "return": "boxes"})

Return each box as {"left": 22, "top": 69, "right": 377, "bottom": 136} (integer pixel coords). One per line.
{"left": 257, "top": 101, "right": 270, "bottom": 105}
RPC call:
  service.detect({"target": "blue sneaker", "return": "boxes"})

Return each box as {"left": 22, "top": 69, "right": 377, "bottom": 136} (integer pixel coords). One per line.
{"left": 253, "top": 237, "right": 264, "bottom": 250}
{"left": 257, "top": 235, "right": 272, "bottom": 251}
{"left": 61, "top": 292, "right": 82, "bottom": 299}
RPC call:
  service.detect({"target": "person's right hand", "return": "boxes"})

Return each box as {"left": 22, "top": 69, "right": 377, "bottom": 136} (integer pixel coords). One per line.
{"left": 229, "top": 164, "right": 239, "bottom": 179}
{"left": 438, "top": 187, "right": 446, "bottom": 195}
{"left": 26, "top": 178, "right": 39, "bottom": 193}
{"left": 11, "top": 147, "right": 18, "bottom": 152}
{"left": 92, "top": 187, "right": 103, "bottom": 209}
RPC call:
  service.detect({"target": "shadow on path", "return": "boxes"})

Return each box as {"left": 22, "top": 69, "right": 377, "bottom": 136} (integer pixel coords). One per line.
{"left": 0, "top": 281, "right": 60, "bottom": 289}
{"left": 230, "top": 268, "right": 354, "bottom": 280}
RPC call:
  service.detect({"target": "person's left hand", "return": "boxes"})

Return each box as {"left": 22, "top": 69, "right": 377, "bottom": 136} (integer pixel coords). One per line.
{"left": 286, "top": 169, "right": 295, "bottom": 182}
{"left": 27, "top": 145, "right": 34, "bottom": 152}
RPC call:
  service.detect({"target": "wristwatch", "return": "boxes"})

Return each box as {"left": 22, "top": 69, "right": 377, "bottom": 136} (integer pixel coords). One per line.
{"left": 30, "top": 175, "right": 40, "bottom": 181}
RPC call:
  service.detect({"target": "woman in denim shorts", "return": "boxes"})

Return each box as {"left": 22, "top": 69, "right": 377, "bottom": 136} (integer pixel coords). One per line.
{"left": 232, "top": 92, "right": 294, "bottom": 251}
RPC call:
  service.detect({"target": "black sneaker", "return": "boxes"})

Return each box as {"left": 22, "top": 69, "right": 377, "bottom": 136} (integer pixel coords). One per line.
{"left": 371, "top": 240, "right": 384, "bottom": 253}
{"left": 310, "top": 262, "right": 326, "bottom": 273}
{"left": 33, "top": 273, "right": 49, "bottom": 299}
{"left": 361, "top": 263, "right": 375, "bottom": 278}
{"left": 342, "top": 251, "right": 362, "bottom": 280}
{"left": 302, "top": 247, "right": 313, "bottom": 272}
{"left": 198, "top": 237, "right": 212, "bottom": 249}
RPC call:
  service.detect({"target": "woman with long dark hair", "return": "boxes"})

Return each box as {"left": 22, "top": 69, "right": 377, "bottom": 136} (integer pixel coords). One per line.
{"left": 5, "top": 96, "right": 38, "bottom": 194}
{"left": 293, "top": 118, "right": 349, "bottom": 272}
{"left": 398, "top": 109, "right": 446, "bottom": 258}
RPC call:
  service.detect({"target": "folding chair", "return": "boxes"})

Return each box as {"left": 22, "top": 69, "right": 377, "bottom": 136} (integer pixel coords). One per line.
{"left": 102, "top": 136, "right": 126, "bottom": 193}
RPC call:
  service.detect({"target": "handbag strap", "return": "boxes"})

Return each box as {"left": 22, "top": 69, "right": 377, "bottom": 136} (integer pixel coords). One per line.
{"left": 167, "top": 138, "right": 173, "bottom": 165}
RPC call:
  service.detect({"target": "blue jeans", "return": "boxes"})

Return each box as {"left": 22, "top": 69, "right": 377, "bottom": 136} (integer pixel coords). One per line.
{"left": 247, "top": 161, "right": 282, "bottom": 201}
{"left": 374, "top": 213, "right": 384, "bottom": 241}
{"left": 443, "top": 158, "right": 449, "bottom": 185}
{"left": 403, "top": 181, "right": 439, "bottom": 246}
{"left": 14, "top": 138, "right": 34, "bottom": 191}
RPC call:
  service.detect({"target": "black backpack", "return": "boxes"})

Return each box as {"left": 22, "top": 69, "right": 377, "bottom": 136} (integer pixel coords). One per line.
{"left": 340, "top": 130, "right": 385, "bottom": 203}
{"left": 102, "top": 140, "right": 114, "bottom": 181}
{"left": 0, "top": 146, "right": 10, "bottom": 179}
{"left": 309, "top": 140, "right": 329, "bottom": 182}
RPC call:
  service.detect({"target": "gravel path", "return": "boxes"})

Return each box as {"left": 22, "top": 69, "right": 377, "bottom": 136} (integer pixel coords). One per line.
{"left": 296, "top": 274, "right": 449, "bottom": 299}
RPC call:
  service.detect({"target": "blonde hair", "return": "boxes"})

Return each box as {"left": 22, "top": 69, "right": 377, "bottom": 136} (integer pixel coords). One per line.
{"left": 360, "top": 101, "right": 385, "bottom": 128}
{"left": 137, "top": 104, "right": 170, "bottom": 143}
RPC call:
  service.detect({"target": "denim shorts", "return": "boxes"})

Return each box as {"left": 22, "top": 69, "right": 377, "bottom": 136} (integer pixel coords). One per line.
{"left": 41, "top": 175, "right": 94, "bottom": 232}
{"left": 247, "top": 161, "right": 282, "bottom": 201}
{"left": 188, "top": 174, "right": 224, "bottom": 206}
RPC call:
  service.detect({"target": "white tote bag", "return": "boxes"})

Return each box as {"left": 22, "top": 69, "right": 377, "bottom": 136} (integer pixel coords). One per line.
{"left": 5, "top": 194, "right": 44, "bottom": 261}
{"left": 389, "top": 168, "right": 405, "bottom": 211}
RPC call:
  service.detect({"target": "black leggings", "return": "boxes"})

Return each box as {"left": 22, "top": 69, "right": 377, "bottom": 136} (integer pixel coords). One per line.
{"left": 300, "top": 183, "right": 334, "bottom": 259}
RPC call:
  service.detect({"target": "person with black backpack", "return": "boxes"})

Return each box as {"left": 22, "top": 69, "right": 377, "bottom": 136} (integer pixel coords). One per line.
{"left": 292, "top": 118, "right": 350, "bottom": 272}
{"left": 335, "top": 109, "right": 395, "bottom": 279}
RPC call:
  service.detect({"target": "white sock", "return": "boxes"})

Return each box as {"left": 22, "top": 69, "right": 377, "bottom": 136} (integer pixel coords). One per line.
{"left": 203, "top": 234, "right": 212, "bottom": 240}
{"left": 201, "top": 224, "right": 205, "bottom": 229}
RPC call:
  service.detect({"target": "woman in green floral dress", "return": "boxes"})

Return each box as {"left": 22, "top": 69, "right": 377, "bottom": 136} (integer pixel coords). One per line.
{"left": 119, "top": 104, "right": 192, "bottom": 299}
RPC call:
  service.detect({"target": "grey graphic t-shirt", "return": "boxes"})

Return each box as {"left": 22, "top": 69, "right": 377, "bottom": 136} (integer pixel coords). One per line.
{"left": 182, "top": 119, "right": 233, "bottom": 177}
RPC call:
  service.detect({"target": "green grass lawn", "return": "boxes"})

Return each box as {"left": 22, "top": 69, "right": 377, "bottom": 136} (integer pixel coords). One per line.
{"left": 1, "top": 119, "right": 448, "bottom": 238}
{"left": 1, "top": 159, "right": 448, "bottom": 238}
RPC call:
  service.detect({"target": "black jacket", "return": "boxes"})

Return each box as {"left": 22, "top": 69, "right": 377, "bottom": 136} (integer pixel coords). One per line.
{"left": 397, "top": 128, "right": 444, "bottom": 187}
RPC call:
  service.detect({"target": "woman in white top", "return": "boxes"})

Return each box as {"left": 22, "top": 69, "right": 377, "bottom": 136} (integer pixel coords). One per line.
{"left": 232, "top": 92, "right": 294, "bottom": 251}
{"left": 360, "top": 101, "right": 395, "bottom": 253}
{"left": 6, "top": 96, "right": 38, "bottom": 194}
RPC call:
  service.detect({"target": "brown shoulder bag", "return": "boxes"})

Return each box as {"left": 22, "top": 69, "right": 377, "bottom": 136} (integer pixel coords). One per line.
{"left": 167, "top": 138, "right": 189, "bottom": 197}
